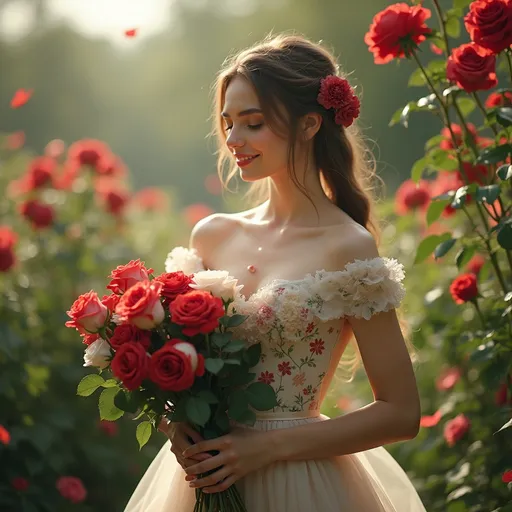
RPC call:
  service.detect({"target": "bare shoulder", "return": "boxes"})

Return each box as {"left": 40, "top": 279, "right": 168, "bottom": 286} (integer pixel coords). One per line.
{"left": 327, "top": 222, "right": 380, "bottom": 269}
{"left": 189, "top": 208, "right": 259, "bottom": 261}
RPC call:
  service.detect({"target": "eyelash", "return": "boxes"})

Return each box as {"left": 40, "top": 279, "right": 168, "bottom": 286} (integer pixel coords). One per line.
{"left": 224, "top": 123, "right": 263, "bottom": 132}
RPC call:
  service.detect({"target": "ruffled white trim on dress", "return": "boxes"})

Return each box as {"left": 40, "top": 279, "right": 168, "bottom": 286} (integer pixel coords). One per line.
{"left": 164, "top": 246, "right": 204, "bottom": 275}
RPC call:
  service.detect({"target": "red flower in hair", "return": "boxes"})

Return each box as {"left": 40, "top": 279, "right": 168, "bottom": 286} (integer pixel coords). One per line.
{"left": 317, "top": 76, "right": 360, "bottom": 128}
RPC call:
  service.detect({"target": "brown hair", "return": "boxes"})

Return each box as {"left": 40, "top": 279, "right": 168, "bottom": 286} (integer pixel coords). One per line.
{"left": 211, "top": 33, "right": 414, "bottom": 375}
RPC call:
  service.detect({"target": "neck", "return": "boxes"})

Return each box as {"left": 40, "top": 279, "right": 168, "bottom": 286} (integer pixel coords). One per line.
{"left": 258, "top": 167, "right": 335, "bottom": 228}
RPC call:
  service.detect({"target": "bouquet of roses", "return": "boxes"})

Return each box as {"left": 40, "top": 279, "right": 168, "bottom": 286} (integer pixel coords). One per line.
{"left": 65, "top": 248, "right": 277, "bottom": 511}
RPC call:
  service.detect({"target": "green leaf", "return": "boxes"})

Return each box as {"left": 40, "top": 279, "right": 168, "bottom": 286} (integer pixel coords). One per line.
{"left": 411, "top": 157, "right": 428, "bottom": 183}
{"left": 205, "top": 358, "right": 225, "bottom": 374}
{"left": 224, "top": 358, "right": 242, "bottom": 365}
{"left": 101, "top": 379, "right": 119, "bottom": 388}
{"left": 477, "top": 144, "right": 512, "bottom": 164}
{"left": 211, "top": 332, "right": 232, "bottom": 349}
{"left": 430, "top": 149, "right": 459, "bottom": 170}
{"left": 389, "top": 106, "right": 404, "bottom": 127}
{"left": 456, "top": 98, "right": 476, "bottom": 116}
{"left": 222, "top": 339, "right": 247, "bottom": 353}
{"left": 245, "top": 382, "right": 278, "bottom": 411}
{"left": 136, "top": 421, "right": 152, "bottom": 450}
{"left": 243, "top": 343, "right": 262, "bottom": 367}
{"left": 454, "top": 0, "right": 472, "bottom": 8}
{"left": 476, "top": 184, "right": 501, "bottom": 204}
{"left": 98, "top": 387, "right": 124, "bottom": 421}
{"left": 425, "top": 134, "right": 444, "bottom": 150}
{"left": 228, "top": 389, "right": 250, "bottom": 421}
{"left": 496, "top": 107, "right": 512, "bottom": 127}
{"left": 414, "top": 233, "right": 452, "bottom": 264}
{"left": 234, "top": 409, "right": 257, "bottom": 426}
{"left": 497, "top": 223, "right": 512, "bottom": 250}
{"left": 197, "top": 390, "right": 219, "bottom": 404}
{"left": 77, "top": 374, "right": 105, "bottom": 397}
{"left": 227, "top": 314, "right": 247, "bottom": 328}
{"left": 408, "top": 69, "right": 426, "bottom": 87}
{"left": 496, "top": 417, "right": 512, "bottom": 433}
{"left": 114, "top": 389, "right": 140, "bottom": 414}
{"left": 214, "top": 410, "right": 230, "bottom": 433}
{"left": 445, "top": 15, "right": 461, "bottom": 38}
{"left": 497, "top": 164, "right": 512, "bottom": 180}
{"left": 434, "top": 238, "right": 457, "bottom": 259}
{"left": 186, "top": 396, "right": 211, "bottom": 427}
{"left": 455, "top": 246, "right": 476, "bottom": 269}
{"left": 426, "top": 198, "right": 452, "bottom": 226}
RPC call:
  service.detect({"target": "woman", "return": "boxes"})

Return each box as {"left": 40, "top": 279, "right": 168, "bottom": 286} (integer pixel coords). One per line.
{"left": 125, "top": 33, "right": 426, "bottom": 511}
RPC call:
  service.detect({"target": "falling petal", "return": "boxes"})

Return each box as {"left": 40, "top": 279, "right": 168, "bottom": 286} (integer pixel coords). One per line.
{"left": 10, "top": 89, "right": 33, "bottom": 109}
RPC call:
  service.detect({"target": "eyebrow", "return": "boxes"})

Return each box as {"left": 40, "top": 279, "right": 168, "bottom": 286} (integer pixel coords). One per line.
{"left": 221, "top": 108, "right": 262, "bottom": 118}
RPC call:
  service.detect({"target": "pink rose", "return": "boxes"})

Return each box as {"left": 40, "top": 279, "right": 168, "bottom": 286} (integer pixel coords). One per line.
{"left": 106, "top": 259, "right": 154, "bottom": 294}
{"left": 444, "top": 414, "right": 470, "bottom": 446}
{"left": 65, "top": 291, "right": 108, "bottom": 334}
{"left": 115, "top": 280, "right": 165, "bottom": 329}
{"left": 56, "top": 476, "right": 87, "bottom": 504}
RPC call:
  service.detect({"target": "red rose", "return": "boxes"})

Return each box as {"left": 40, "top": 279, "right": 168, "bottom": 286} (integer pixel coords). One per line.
{"left": 464, "top": 0, "right": 512, "bottom": 54}
{"left": 440, "top": 123, "right": 478, "bottom": 150}
{"left": 149, "top": 340, "right": 203, "bottom": 391}
{"left": 68, "top": 138, "right": 110, "bottom": 169}
{"left": 18, "top": 156, "right": 56, "bottom": 192}
{"left": 419, "top": 409, "right": 442, "bottom": 428}
{"left": 457, "top": 162, "right": 490, "bottom": 185}
{"left": 153, "top": 271, "right": 193, "bottom": 305}
{"left": 0, "top": 226, "right": 17, "bottom": 272}
{"left": 444, "top": 414, "right": 470, "bottom": 446}
{"left": 56, "top": 476, "right": 87, "bottom": 504}
{"left": 81, "top": 333, "right": 100, "bottom": 346}
{"left": 11, "top": 477, "right": 29, "bottom": 491}
{"left": 395, "top": 179, "right": 430, "bottom": 215}
{"left": 436, "top": 367, "right": 461, "bottom": 391}
{"left": 430, "top": 173, "right": 466, "bottom": 217}
{"left": 466, "top": 254, "right": 486, "bottom": 275}
{"left": 334, "top": 94, "right": 360, "bottom": 128}
{"left": 107, "top": 259, "right": 154, "bottom": 294}
{"left": 101, "top": 293, "right": 121, "bottom": 313}
{"left": 364, "top": 3, "right": 432, "bottom": 64}
{"left": 110, "top": 324, "right": 151, "bottom": 350}
{"left": 447, "top": 43, "right": 497, "bottom": 93}
{"left": 169, "top": 290, "right": 224, "bottom": 336}
{"left": 111, "top": 342, "right": 149, "bottom": 390}
{"left": 503, "top": 470, "right": 512, "bottom": 483}
{"left": 65, "top": 290, "right": 109, "bottom": 334}
{"left": 5, "top": 131, "right": 25, "bottom": 150}
{"left": 485, "top": 90, "right": 512, "bottom": 108}
{"left": 317, "top": 75, "right": 352, "bottom": 110}
{"left": 495, "top": 377, "right": 512, "bottom": 406}
{"left": 449, "top": 273, "right": 479, "bottom": 304}
{"left": 115, "top": 280, "right": 165, "bottom": 329}
{"left": 98, "top": 420, "right": 119, "bottom": 436}
{"left": 96, "top": 153, "right": 127, "bottom": 178}
{"left": 0, "top": 425, "right": 10, "bottom": 445}
{"left": 19, "top": 199, "right": 55, "bottom": 230}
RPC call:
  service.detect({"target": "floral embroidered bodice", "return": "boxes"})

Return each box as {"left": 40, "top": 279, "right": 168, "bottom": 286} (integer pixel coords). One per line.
{"left": 165, "top": 247, "right": 406, "bottom": 414}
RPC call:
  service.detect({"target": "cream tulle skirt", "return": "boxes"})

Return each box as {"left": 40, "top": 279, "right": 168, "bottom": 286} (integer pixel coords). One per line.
{"left": 124, "top": 412, "right": 426, "bottom": 512}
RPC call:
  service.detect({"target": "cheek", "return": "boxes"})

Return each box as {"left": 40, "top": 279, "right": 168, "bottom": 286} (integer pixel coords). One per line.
{"left": 255, "top": 129, "right": 288, "bottom": 159}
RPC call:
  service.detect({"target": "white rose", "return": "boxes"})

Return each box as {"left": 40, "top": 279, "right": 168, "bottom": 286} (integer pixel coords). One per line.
{"left": 172, "top": 342, "right": 199, "bottom": 372}
{"left": 164, "top": 246, "right": 204, "bottom": 275}
{"left": 190, "top": 270, "right": 244, "bottom": 301}
{"left": 83, "top": 338, "right": 111, "bottom": 369}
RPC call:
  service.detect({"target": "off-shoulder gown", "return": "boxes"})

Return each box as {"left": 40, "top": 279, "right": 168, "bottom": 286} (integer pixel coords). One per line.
{"left": 124, "top": 248, "right": 426, "bottom": 511}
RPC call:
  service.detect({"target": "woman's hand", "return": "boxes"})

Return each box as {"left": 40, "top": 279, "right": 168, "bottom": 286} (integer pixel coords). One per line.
{"left": 182, "top": 427, "right": 276, "bottom": 494}
{"left": 158, "top": 419, "right": 213, "bottom": 471}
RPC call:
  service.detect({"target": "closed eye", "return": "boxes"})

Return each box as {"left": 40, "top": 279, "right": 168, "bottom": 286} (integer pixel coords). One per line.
{"left": 224, "top": 123, "right": 263, "bottom": 132}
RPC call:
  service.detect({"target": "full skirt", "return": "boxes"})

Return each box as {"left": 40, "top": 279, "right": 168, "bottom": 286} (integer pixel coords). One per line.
{"left": 124, "top": 414, "right": 426, "bottom": 512}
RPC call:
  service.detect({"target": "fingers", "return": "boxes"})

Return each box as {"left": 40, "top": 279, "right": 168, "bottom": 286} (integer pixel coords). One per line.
{"left": 189, "top": 467, "right": 232, "bottom": 490}
{"left": 182, "top": 424, "right": 205, "bottom": 445}
{"left": 201, "top": 474, "right": 237, "bottom": 494}
{"left": 185, "top": 453, "right": 230, "bottom": 477}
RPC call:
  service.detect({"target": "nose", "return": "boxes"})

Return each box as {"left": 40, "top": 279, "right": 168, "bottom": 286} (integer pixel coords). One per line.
{"left": 226, "top": 128, "right": 244, "bottom": 151}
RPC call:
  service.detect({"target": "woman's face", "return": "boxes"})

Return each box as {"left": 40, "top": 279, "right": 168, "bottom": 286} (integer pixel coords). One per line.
{"left": 221, "top": 75, "right": 289, "bottom": 183}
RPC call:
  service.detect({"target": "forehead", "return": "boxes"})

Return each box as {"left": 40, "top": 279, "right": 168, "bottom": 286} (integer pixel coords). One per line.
{"left": 222, "top": 75, "right": 260, "bottom": 112}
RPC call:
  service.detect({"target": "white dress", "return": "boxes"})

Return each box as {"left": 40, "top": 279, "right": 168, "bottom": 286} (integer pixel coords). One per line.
{"left": 124, "top": 249, "right": 426, "bottom": 511}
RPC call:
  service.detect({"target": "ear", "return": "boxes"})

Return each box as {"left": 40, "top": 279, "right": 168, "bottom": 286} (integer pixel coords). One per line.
{"left": 301, "top": 112, "right": 323, "bottom": 141}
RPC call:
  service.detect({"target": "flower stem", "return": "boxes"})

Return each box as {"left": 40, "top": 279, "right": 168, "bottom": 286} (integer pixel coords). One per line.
{"left": 506, "top": 50, "right": 512, "bottom": 84}
{"left": 472, "top": 92, "right": 499, "bottom": 137}
{"left": 431, "top": 0, "right": 450, "bottom": 55}
{"left": 472, "top": 299, "right": 486, "bottom": 327}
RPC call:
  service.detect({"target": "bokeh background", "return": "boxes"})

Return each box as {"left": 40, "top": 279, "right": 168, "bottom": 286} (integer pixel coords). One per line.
{"left": 2, "top": 1, "right": 512, "bottom": 511}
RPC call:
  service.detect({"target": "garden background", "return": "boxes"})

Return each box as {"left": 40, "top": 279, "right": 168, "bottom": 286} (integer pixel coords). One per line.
{"left": 1, "top": 0, "right": 511, "bottom": 510}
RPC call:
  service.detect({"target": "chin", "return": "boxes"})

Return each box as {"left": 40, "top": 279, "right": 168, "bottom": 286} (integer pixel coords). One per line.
{"left": 238, "top": 170, "right": 269, "bottom": 183}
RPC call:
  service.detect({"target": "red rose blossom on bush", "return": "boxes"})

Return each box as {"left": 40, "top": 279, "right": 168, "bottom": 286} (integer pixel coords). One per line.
{"left": 153, "top": 271, "right": 193, "bottom": 305}
{"left": 115, "top": 280, "right": 165, "bottom": 329}
{"left": 464, "top": 0, "right": 512, "bottom": 54}
{"left": 149, "top": 340, "right": 204, "bottom": 391}
{"left": 19, "top": 156, "right": 56, "bottom": 192}
{"left": 68, "top": 139, "right": 110, "bottom": 169}
{"left": 395, "top": 179, "right": 430, "bottom": 215}
{"left": 466, "top": 254, "right": 486, "bottom": 275}
{"left": 110, "top": 324, "right": 151, "bottom": 350}
{"left": 503, "top": 470, "right": 512, "bottom": 483}
{"left": 19, "top": 199, "right": 55, "bottom": 230}
{"left": 440, "top": 123, "right": 478, "bottom": 150}
{"left": 0, "top": 425, "right": 10, "bottom": 445}
{"left": 11, "top": 477, "right": 29, "bottom": 491}
{"left": 456, "top": 162, "right": 490, "bottom": 185}
{"left": 0, "top": 226, "right": 17, "bottom": 272}
{"left": 99, "top": 420, "right": 119, "bottom": 436}
{"left": 436, "top": 367, "right": 461, "bottom": 391}
{"left": 364, "top": 3, "right": 432, "bottom": 64}
{"left": 446, "top": 43, "right": 497, "bottom": 93}
{"left": 65, "top": 291, "right": 109, "bottom": 334}
{"left": 430, "top": 173, "right": 466, "bottom": 217}
{"left": 56, "top": 476, "right": 87, "bottom": 504}
{"left": 444, "top": 414, "right": 470, "bottom": 446}
{"left": 485, "top": 90, "right": 512, "bottom": 108}
{"left": 111, "top": 342, "right": 149, "bottom": 390}
{"left": 169, "top": 290, "right": 224, "bottom": 336}
{"left": 107, "top": 259, "right": 154, "bottom": 294}
{"left": 450, "top": 273, "right": 479, "bottom": 304}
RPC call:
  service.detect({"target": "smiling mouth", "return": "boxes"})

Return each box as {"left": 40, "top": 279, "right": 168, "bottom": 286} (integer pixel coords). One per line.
{"left": 236, "top": 155, "right": 259, "bottom": 166}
